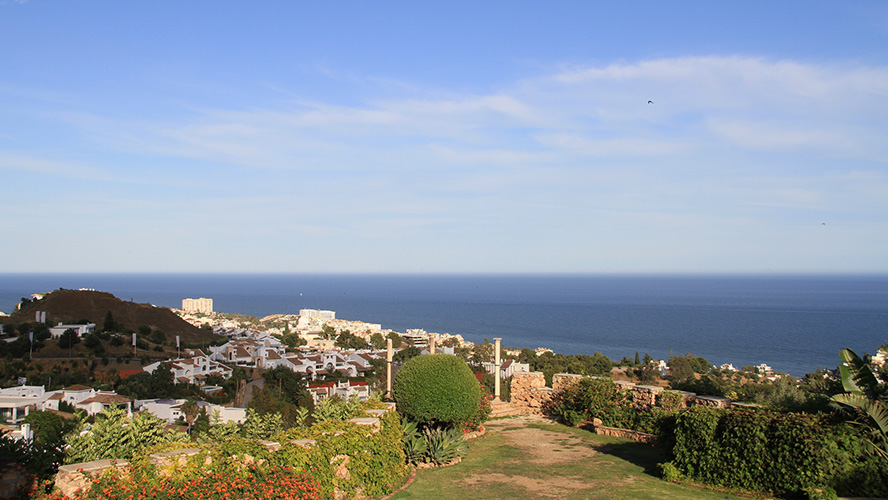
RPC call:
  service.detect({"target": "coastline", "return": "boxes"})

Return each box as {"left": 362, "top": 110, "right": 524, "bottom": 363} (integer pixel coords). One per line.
{"left": 3, "top": 273, "right": 887, "bottom": 376}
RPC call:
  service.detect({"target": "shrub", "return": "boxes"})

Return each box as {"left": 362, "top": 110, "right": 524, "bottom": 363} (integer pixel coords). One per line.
{"left": 393, "top": 354, "right": 481, "bottom": 428}
{"left": 667, "top": 407, "right": 888, "bottom": 499}
{"left": 64, "top": 407, "right": 175, "bottom": 464}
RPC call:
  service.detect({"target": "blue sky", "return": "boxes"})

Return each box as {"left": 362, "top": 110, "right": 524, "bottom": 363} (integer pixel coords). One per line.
{"left": 2, "top": 1, "right": 887, "bottom": 273}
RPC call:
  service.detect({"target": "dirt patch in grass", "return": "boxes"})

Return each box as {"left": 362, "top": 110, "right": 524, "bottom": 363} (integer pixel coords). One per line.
{"left": 391, "top": 414, "right": 745, "bottom": 500}
{"left": 487, "top": 417, "right": 597, "bottom": 466}
{"left": 460, "top": 472, "right": 595, "bottom": 499}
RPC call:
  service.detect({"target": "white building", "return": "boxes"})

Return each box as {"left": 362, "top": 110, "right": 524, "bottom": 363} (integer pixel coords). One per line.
{"left": 135, "top": 399, "right": 246, "bottom": 424}
{"left": 299, "top": 309, "right": 335, "bottom": 321}
{"left": 0, "top": 386, "right": 49, "bottom": 424}
{"left": 75, "top": 393, "right": 133, "bottom": 416}
{"left": 481, "top": 360, "right": 530, "bottom": 379}
{"left": 307, "top": 381, "right": 370, "bottom": 404}
{"left": 48, "top": 323, "right": 96, "bottom": 339}
{"left": 144, "top": 353, "right": 234, "bottom": 385}
{"left": 182, "top": 297, "right": 214, "bottom": 314}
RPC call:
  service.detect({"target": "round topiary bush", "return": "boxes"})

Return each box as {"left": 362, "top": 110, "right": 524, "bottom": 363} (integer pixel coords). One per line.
{"left": 393, "top": 354, "right": 481, "bottom": 427}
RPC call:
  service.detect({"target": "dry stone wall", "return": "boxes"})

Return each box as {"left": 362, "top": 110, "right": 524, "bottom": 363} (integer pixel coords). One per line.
{"left": 511, "top": 372, "right": 734, "bottom": 416}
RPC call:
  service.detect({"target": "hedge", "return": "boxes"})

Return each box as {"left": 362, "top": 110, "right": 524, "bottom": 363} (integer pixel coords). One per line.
{"left": 393, "top": 354, "right": 481, "bottom": 427}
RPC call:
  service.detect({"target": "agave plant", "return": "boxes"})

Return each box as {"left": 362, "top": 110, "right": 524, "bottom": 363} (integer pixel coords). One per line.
{"left": 402, "top": 420, "right": 427, "bottom": 465}
{"left": 830, "top": 348, "right": 888, "bottom": 459}
{"left": 422, "top": 427, "right": 466, "bottom": 466}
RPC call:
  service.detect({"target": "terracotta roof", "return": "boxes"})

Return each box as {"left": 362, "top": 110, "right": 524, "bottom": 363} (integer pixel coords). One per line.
{"left": 265, "top": 350, "right": 282, "bottom": 360}
{"left": 79, "top": 394, "right": 132, "bottom": 405}
{"left": 47, "top": 393, "right": 64, "bottom": 400}
{"left": 64, "top": 385, "right": 92, "bottom": 391}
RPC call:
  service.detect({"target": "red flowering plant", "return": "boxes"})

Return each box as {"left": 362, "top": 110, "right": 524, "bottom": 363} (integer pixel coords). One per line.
{"left": 463, "top": 389, "right": 493, "bottom": 433}
{"left": 34, "top": 464, "right": 322, "bottom": 500}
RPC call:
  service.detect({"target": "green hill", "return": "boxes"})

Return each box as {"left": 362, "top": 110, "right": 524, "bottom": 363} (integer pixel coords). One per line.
{"left": 8, "top": 288, "right": 222, "bottom": 344}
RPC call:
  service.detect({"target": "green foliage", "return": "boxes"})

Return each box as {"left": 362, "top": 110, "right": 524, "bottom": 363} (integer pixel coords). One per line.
{"left": 657, "top": 390, "right": 684, "bottom": 411}
{"left": 831, "top": 348, "right": 888, "bottom": 460}
{"left": 421, "top": 427, "right": 466, "bottom": 466}
{"left": 312, "top": 396, "right": 364, "bottom": 423}
{"left": 0, "top": 433, "right": 64, "bottom": 482}
{"left": 548, "top": 377, "right": 630, "bottom": 426}
{"left": 671, "top": 372, "right": 732, "bottom": 397}
{"left": 401, "top": 420, "right": 427, "bottom": 465}
{"left": 528, "top": 351, "right": 613, "bottom": 385}
{"left": 667, "top": 353, "right": 711, "bottom": 383}
{"left": 115, "top": 363, "right": 175, "bottom": 399}
{"left": 393, "top": 354, "right": 481, "bottom": 428}
{"left": 658, "top": 461, "right": 684, "bottom": 482}
{"left": 393, "top": 345, "right": 420, "bottom": 363}
{"left": 243, "top": 408, "right": 286, "bottom": 440}
{"left": 667, "top": 406, "right": 888, "bottom": 499}
{"left": 58, "top": 329, "right": 80, "bottom": 350}
{"left": 247, "top": 366, "right": 312, "bottom": 428}
{"left": 386, "top": 331, "right": 403, "bottom": 349}
{"left": 369, "top": 332, "right": 386, "bottom": 350}
{"left": 335, "top": 330, "right": 369, "bottom": 349}
{"left": 23, "top": 411, "right": 74, "bottom": 446}
{"left": 64, "top": 407, "right": 176, "bottom": 463}
{"left": 279, "top": 407, "right": 408, "bottom": 498}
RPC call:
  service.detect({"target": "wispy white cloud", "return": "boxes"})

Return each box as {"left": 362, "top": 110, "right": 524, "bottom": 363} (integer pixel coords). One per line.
{"left": 5, "top": 55, "right": 887, "bottom": 271}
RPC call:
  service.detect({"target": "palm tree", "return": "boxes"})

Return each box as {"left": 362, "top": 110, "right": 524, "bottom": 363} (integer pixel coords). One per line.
{"left": 181, "top": 400, "right": 200, "bottom": 433}
{"left": 831, "top": 348, "right": 888, "bottom": 459}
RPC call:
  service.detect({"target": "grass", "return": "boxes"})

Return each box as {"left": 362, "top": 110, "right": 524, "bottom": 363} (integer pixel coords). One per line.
{"left": 387, "top": 417, "right": 746, "bottom": 500}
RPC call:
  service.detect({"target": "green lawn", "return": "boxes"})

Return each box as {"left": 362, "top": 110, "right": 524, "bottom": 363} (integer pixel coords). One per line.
{"left": 387, "top": 416, "right": 745, "bottom": 500}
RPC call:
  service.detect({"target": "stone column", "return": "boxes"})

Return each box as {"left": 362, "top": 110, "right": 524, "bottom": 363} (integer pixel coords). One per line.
{"left": 429, "top": 333, "right": 436, "bottom": 354}
{"left": 386, "top": 338, "right": 393, "bottom": 398}
{"left": 494, "top": 337, "right": 502, "bottom": 402}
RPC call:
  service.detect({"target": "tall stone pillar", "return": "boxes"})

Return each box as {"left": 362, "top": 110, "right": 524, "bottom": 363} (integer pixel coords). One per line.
{"left": 494, "top": 337, "right": 502, "bottom": 402}
{"left": 429, "top": 333, "right": 436, "bottom": 354}
{"left": 386, "top": 338, "right": 393, "bottom": 399}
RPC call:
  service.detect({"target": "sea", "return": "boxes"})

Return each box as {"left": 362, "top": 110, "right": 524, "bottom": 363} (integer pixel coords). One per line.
{"left": 1, "top": 273, "right": 886, "bottom": 377}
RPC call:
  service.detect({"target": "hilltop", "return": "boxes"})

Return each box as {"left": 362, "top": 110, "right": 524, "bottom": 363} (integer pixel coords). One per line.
{"left": 7, "top": 288, "right": 221, "bottom": 344}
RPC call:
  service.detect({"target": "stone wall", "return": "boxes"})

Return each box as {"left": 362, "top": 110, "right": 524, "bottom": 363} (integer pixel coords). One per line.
{"left": 510, "top": 372, "right": 553, "bottom": 414}
{"left": 0, "top": 458, "right": 32, "bottom": 500}
{"left": 511, "top": 372, "right": 734, "bottom": 416}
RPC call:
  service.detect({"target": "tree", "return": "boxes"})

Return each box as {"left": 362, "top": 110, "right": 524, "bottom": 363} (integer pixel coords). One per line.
{"left": 248, "top": 366, "right": 312, "bottom": 428}
{"left": 667, "top": 353, "right": 710, "bottom": 383}
{"left": 831, "top": 348, "right": 888, "bottom": 459}
{"left": 149, "top": 329, "right": 167, "bottom": 345}
{"left": 83, "top": 333, "right": 104, "bottom": 355}
{"left": 58, "top": 329, "right": 80, "bottom": 356}
{"left": 103, "top": 311, "right": 118, "bottom": 332}
{"left": 386, "top": 332, "right": 403, "bottom": 349}
{"left": 23, "top": 411, "right": 72, "bottom": 446}
{"left": 393, "top": 346, "right": 420, "bottom": 363}
{"left": 322, "top": 325, "right": 336, "bottom": 340}
{"left": 369, "top": 332, "right": 386, "bottom": 350}
{"left": 181, "top": 400, "right": 200, "bottom": 432}
{"left": 335, "top": 331, "right": 369, "bottom": 350}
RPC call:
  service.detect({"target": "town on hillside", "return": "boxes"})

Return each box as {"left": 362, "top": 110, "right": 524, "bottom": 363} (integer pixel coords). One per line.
{"left": 0, "top": 290, "right": 538, "bottom": 441}
{"left": 3, "top": 290, "right": 886, "bottom": 445}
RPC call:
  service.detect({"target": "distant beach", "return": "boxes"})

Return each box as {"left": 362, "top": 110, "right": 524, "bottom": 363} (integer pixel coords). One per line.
{"left": 2, "top": 273, "right": 887, "bottom": 376}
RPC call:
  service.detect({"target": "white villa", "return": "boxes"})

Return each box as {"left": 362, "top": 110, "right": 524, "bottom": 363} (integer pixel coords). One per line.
{"left": 143, "top": 351, "right": 234, "bottom": 385}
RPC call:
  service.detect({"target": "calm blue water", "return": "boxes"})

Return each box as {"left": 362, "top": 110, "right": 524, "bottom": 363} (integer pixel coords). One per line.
{"left": 1, "top": 273, "right": 886, "bottom": 376}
